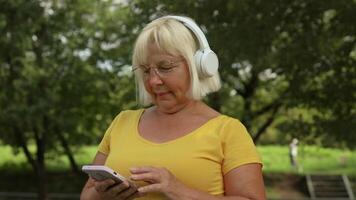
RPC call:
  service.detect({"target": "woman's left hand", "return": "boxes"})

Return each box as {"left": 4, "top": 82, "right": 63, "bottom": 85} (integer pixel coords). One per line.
{"left": 129, "top": 166, "right": 187, "bottom": 199}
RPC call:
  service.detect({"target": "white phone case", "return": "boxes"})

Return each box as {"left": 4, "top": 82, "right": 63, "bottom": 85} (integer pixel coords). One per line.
{"left": 82, "top": 165, "right": 126, "bottom": 183}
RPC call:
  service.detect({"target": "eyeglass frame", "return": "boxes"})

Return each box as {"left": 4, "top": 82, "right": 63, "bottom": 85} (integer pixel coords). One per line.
{"left": 132, "top": 58, "right": 185, "bottom": 80}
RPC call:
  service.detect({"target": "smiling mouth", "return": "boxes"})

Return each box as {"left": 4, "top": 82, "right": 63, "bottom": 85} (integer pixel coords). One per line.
{"left": 156, "top": 92, "right": 170, "bottom": 97}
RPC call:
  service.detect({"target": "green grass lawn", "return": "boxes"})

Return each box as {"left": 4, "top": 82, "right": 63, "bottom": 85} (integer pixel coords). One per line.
{"left": 1, "top": 144, "right": 355, "bottom": 175}
{"left": 0, "top": 145, "right": 97, "bottom": 171}
{"left": 258, "top": 145, "right": 356, "bottom": 175}
{"left": 0, "top": 144, "right": 355, "bottom": 197}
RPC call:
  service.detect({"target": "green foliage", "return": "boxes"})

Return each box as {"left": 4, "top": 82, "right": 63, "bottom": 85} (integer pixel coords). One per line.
{"left": 0, "top": 3, "right": 137, "bottom": 197}
{"left": 0, "top": 0, "right": 137, "bottom": 156}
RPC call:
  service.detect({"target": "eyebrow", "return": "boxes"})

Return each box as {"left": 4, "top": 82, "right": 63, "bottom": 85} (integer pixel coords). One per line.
{"left": 138, "top": 56, "right": 184, "bottom": 67}
{"left": 140, "top": 59, "right": 174, "bottom": 66}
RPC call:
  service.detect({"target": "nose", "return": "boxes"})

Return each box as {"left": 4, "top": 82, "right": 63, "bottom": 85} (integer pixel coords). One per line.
{"left": 146, "top": 69, "right": 163, "bottom": 85}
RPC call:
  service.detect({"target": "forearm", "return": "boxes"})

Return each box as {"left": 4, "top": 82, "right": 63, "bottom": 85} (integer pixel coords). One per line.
{"left": 167, "top": 182, "right": 262, "bottom": 200}
{"left": 185, "top": 190, "right": 260, "bottom": 200}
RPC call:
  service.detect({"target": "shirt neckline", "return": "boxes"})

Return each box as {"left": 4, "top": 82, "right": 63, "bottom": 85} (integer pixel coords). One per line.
{"left": 134, "top": 108, "right": 224, "bottom": 146}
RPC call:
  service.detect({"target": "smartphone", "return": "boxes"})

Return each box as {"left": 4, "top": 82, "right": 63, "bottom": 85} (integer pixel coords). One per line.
{"left": 82, "top": 165, "right": 126, "bottom": 183}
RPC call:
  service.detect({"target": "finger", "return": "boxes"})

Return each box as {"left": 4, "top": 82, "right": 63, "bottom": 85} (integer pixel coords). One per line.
{"left": 94, "top": 179, "right": 116, "bottom": 192}
{"left": 130, "top": 166, "right": 157, "bottom": 174}
{"left": 130, "top": 172, "right": 159, "bottom": 182}
{"left": 126, "top": 191, "right": 146, "bottom": 200}
{"left": 138, "top": 184, "right": 162, "bottom": 193}
{"left": 115, "top": 184, "right": 138, "bottom": 199}
{"left": 107, "top": 181, "right": 130, "bottom": 196}
{"left": 128, "top": 180, "right": 138, "bottom": 190}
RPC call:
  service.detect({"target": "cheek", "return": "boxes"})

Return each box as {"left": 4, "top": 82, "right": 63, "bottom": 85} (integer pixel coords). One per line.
{"left": 184, "top": 75, "right": 191, "bottom": 90}
{"left": 171, "top": 71, "right": 191, "bottom": 95}
{"left": 143, "top": 81, "right": 153, "bottom": 93}
{"left": 171, "top": 79, "right": 191, "bottom": 96}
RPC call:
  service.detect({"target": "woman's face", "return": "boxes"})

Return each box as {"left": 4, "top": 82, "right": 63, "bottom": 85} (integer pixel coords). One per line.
{"left": 141, "top": 44, "right": 192, "bottom": 113}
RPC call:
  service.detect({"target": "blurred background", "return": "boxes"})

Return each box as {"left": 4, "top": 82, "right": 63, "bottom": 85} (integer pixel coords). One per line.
{"left": 0, "top": 0, "right": 355, "bottom": 199}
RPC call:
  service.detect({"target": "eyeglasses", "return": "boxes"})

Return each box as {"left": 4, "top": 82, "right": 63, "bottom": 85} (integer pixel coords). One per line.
{"left": 132, "top": 59, "right": 184, "bottom": 80}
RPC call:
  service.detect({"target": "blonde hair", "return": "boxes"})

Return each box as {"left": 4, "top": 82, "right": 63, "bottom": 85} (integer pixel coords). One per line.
{"left": 132, "top": 16, "right": 221, "bottom": 106}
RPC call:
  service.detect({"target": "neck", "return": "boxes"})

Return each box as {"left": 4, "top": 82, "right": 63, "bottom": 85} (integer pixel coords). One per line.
{"left": 154, "top": 100, "right": 202, "bottom": 116}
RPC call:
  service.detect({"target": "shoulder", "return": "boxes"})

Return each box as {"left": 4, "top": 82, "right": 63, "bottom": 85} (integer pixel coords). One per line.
{"left": 112, "top": 109, "right": 144, "bottom": 122}
{"left": 116, "top": 109, "right": 144, "bottom": 117}
{"left": 215, "top": 115, "right": 246, "bottom": 130}
{"left": 199, "top": 103, "right": 247, "bottom": 132}
{"left": 212, "top": 115, "right": 252, "bottom": 140}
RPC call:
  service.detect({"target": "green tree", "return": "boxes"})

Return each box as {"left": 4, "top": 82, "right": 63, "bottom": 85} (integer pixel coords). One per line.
{"left": 269, "top": 0, "right": 356, "bottom": 147}
{"left": 0, "top": 0, "right": 135, "bottom": 198}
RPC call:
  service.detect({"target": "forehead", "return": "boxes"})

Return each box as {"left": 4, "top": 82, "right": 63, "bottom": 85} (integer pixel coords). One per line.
{"left": 142, "top": 44, "right": 178, "bottom": 64}
{"left": 133, "top": 21, "right": 185, "bottom": 65}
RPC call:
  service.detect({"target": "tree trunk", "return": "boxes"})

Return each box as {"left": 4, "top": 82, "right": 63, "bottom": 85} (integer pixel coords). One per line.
{"left": 36, "top": 161, "right": 48, "bottom": 200}
{"left": 242, "top": 97, "right": 253, "bottom": 130}
{"left": 13, "top": 127, "right": 36, "bottom": 169}
{"left": 56, "top": 130, "right": 80, "bottom": 174}
{"left": 35, "top": 124, "right": 48, "bottom": 200}
{"left": 14, "top": 125, "right": 49, "bottom": 200}
{"left": 240, "top": 70, "right": 259, "bottom": 130}
{"left": 209, "top": 92, "right": 221, "bottom": 112}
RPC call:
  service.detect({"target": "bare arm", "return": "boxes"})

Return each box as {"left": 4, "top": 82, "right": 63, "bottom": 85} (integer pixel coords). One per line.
{"left": 183, "top": 163, "right": 266, "bottom": 200}
{"left": 80, "top": 152, "right": 107, "bottom": 200}
{"left": 180, "top": 163, "right": 265, "bottom": 200}
{"left": 223, "top": 163, "right": 266, "bottom": 199}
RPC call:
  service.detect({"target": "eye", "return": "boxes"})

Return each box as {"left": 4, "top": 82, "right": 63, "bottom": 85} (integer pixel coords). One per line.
{"left": 157, "top": 61, "right": 175, "bottom": 72}
{"left": 140, "top": 65, "right": 150, "bottom": 74}
{"left": 157, "top": 65, "right": 174, "bottom": 73}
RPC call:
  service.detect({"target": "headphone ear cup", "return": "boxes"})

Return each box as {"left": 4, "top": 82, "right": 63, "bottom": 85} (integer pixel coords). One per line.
{"left": 195, "top": 49, "right": 218, "bottom": 78}
{"left": 194, "top": 50, "right": 204, "bottom": 76}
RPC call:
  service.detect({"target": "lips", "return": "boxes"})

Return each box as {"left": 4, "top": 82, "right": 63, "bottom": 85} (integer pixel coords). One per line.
{"left": 156, "top": 92, "right": 170, "bottom": 96}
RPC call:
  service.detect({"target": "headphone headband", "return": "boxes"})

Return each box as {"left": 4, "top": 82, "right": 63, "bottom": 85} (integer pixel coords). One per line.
{"left": 162, "top": 15, "right": 210, "bottom": 50}
{"left": 160, "top": 15, "right": 219, "bottom": 78}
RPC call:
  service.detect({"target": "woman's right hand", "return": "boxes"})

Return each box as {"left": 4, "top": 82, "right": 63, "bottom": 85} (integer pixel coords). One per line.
{"left": 94, "top": 179, "right": 142, "bottom": 200}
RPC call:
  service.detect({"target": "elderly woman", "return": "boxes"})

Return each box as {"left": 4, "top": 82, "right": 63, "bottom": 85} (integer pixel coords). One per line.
{"left": 81, "top": 15, "right": 265, "bottom": 200}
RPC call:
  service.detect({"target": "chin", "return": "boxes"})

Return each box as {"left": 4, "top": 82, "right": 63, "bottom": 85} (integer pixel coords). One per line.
{"left": 157, "top": 100, "right": 175, "bottom": 109}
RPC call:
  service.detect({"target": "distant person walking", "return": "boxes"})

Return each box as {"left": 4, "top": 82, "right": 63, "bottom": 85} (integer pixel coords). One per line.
{"left": 289, "top": 138, "right": 299, "bottom": 170}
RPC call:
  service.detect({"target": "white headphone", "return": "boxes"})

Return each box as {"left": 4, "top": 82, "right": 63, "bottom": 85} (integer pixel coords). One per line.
{"left": 162, "top": 15, "right": 219, "bottom": 78}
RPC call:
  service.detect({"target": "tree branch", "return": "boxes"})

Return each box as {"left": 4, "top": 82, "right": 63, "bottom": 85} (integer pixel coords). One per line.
{"left": 13, "top": 126, "right": 37, "bottom": 171}
{"left": 251, "top": 100, "right": 281, "bottom": 118}
{"left": 253, "top": 102, "right": 282, "bottom": 143}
